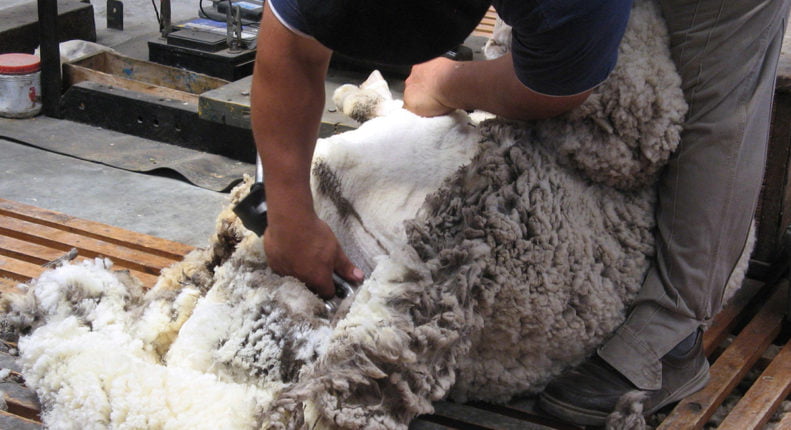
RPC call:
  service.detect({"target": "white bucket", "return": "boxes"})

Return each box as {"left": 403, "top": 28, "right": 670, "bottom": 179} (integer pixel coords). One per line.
{"left": 0, "top": 53, "right": 42, "bottom": 119}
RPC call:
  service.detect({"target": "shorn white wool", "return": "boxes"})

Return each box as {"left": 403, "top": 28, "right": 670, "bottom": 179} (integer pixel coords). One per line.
{"left": 0, "top": 1, "right": 753, "bottom": 429}
{"left": 13, "top": 258, "right": 277, "bottom": 429}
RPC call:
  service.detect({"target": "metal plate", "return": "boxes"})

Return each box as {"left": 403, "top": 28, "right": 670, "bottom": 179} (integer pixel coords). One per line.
{"left": 107, "top": 0, "right": 123, "bottom": 31}
{"left": 0, "top": 115, "right": 251, "bottom": 192}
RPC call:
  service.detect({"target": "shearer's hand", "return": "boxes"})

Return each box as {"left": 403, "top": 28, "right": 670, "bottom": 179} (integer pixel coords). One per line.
{"left": 404, "top": 57, "right": 456, "bottom": 117}
{"left": 263, "top": 215, "right": 363, "bottom": 299}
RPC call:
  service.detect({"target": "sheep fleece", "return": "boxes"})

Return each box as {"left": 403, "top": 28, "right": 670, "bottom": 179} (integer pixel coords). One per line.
{"left": 0, "top": 1, "right": 747, "bottom": 429}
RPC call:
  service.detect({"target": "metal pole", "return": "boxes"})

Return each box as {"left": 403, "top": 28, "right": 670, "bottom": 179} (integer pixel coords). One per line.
{"left": 160, "top": 0, "right": 171, "bottom": 37}
{"left": 37, "top": 0, "right": 61, "bottom": 118}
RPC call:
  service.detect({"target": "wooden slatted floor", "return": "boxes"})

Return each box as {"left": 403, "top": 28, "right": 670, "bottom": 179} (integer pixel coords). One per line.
{"left": 0, "top": 197, "right": 790, "bottom": 429}
{"left": 471, "top": 7, "right": 499, "bottom": 38}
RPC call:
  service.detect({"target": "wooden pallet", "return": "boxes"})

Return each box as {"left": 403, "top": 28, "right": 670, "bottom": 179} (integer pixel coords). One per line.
{"left": 472, "top": 6, "right": 499, "bottom": 38}
{"left": 0, "top": 198, "right": 790, "bottom": 429}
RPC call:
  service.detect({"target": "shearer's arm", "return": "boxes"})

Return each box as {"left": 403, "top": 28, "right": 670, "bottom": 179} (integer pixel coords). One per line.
{"left": 250, "top": 3, "right": 363, "bottom": 299}
{"left": 403, "top": 54, "right": 592, "bottom": 120}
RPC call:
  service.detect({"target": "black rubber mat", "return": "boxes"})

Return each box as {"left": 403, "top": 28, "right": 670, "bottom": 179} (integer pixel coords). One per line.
{"left": 0, "top": 116, "right": 250, "bottom": 192}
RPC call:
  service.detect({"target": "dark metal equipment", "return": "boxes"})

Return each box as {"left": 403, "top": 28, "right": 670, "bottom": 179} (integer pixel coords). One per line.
{"left": 59, "top": 51, "right": 255, "bottom": 160}
{"left": 159, "top": 0, "right": 171, "bottom": 37}
{"left": 37, "top": 0, "right": 61, "bottom": 118}
{"left": 1, "top": 0, "right": 96, "bottom": 54}
{"left": 232, "top": 154, "right": 267, "bottom": 237}
{"left": 232, "top": 154, "right": 358, "bottom": 313}
{"left": 147, "top": 0, "right": 257, "bottom": 80}
{"left": 106, "top": 0, "right": 124, "bottom": 30}
{"left": 225, "top": 2, "right": 243, "bottom": 53}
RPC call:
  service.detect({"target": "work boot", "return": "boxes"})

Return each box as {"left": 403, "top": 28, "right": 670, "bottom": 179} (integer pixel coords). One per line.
{"left": 538, "top": 331, "right": 709, "bottom": 426}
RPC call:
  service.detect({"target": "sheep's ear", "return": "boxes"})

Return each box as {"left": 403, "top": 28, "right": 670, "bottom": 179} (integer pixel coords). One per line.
{"left": 360, "top": 70, "right": 392, "bottom": 101}
{"left": 332, "top": 84, "right": 359, "bottom": 112}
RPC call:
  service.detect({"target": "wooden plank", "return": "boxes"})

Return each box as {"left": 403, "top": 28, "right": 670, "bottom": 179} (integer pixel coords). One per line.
{"left": 409, "top": 420, "right": 456, "bottom": 430}
{"left": 0, "top": 235, "right": 85, "bottom": 266}
{"left": 0, "top": 198, "right": 194, "bottom": 260}
{"left": 0, "top": 254, "right": 159, "bottom": 289}
{"left": 475, "top": 400, "right": 582, "bottom": 430}
{"left": 0, "top": 235, "right": 159, "bottom": 287}
{"left": 0, "top": 277, "right": 24, "bottom": 294}
{"left": 64, "top": 64, "right": 201, "bottom": 105}
{"left": 198, "top": 73, "right": 359, "bottom": 134}
{"left": 0, "top": 410, "right": 41, "bottom": 430}
{"left": 716, "top": 337, "right": 791, "bottom": 429}
{"left": 472, "top": 28, "right": 495, "bottom": 37}
{"left": 0, "top": 256, "right": 44, "bottom": 282}
{"left": 72, "top": 51, "right": 228, "bottom": 94}
{"left": 1, "top": 382, "right": 41, "bottom": 422}
{"left": 0, "top": 216, "right": 175, "bottom": 276}
{"left": 0, "top": 352, "right": 22, "bottom": 374}
{"left": 657, "top": 282, "right": 788, "bottom": 429}
{"left": 427, "top": 402, "right": 559, "bottom": 430}
{"left": 473, "top": 6, "right": 498, "bottom": 36}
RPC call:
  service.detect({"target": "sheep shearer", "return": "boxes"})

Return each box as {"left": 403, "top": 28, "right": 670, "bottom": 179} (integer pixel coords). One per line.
{"left": 248, "top": 0, "right": 790, "bottom": 425}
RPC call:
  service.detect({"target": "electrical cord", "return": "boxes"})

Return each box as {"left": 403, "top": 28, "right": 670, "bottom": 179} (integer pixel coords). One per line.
{"left": 150, "top": 0, "right": 161, "bottom": 27}
{"left": 199, "top": 0, "right": 231, "bottom": 23}
{"left": 198, "top": 0, "right": 218, "bottom": 22}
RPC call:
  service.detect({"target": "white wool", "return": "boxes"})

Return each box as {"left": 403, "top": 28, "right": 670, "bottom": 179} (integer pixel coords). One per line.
{"left": 606, "top": 390, "right": 649, "bottom": 430}
{"left": 131, "top": 287, "right": 201, "bottom": 358}
{"left": 21, "top": 318, "right": 272, "bottom": 429}
{"left": 482, "top": 15, "right": 512, "bottom": 60}
{"left": 15, "top": 263, "right": 280, "bottom": 429}
{"left": 333, "top": 70, "right": 403, "bottom": 122}
{"left": 164, "top": 288, "right": 232, "bottom": 372}
{"left": 32, "top": 258, "right": 116, "bottom": 317}
{"left": 312, "top": 108, "right": 480, "bottom": 274}
{"left": 295, "top": 326, "right": 333, "bottom": 362}
{"left": 0, "top": 368, "right": 11, "bottom": 381}
{"left": 34, "top": 39, "right": 117, "bottom": 65}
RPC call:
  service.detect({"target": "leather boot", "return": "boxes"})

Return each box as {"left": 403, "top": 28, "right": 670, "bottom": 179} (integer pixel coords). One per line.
{"left": 538, "top": 331, "right": 709, "bottom": 426}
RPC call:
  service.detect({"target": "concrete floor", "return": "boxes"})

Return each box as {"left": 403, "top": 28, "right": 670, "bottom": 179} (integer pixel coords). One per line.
{"left": 0, "top": 0, "right": 234, "bottom": 247}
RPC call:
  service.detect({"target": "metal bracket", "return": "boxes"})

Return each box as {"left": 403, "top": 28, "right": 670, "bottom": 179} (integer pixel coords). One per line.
{"left": 225, "top": 4, "right": 242, "bottom": 53}
{"left": 107, "top": 0, "right": 123, "bottom": 31}
{"left": 160, "top": 0, "right": 171, "bottom": 37}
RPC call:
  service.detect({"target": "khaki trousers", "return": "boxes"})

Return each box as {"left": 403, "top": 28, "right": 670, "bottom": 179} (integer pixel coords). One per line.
{"left": 599, "top": 0, "right": 791, "bottom": 390}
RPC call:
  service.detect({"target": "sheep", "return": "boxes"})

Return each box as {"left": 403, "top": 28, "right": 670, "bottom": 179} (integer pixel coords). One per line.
{"left": 0, "top": 0, "right": 753, "bottom": 428}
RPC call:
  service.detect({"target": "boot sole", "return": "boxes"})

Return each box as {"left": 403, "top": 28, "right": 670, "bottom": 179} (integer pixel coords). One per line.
{"left": 538, "top": 393, "right": 611, "bottom": 426}
{"left": 538, "top": 361, "right": 710, "bottom": 426}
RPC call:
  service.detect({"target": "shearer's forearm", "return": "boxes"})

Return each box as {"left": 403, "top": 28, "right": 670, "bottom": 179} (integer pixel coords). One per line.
{"left": 436, "top": 54, "right": 592, "bottom": 120}
{"left": 250, "top": 5, "right": 332, "bottom": 226}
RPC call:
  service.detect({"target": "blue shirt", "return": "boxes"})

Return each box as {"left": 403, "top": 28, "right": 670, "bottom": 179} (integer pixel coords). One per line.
{"left": 492, "top": 0, "right": 633, "bottom": 95}
{"left": 269, "top": 0, "right": 634, "bottom": 96}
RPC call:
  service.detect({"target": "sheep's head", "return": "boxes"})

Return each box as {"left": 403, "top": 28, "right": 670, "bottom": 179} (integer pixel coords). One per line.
{"left": 332, "top": 70, "right": 402, "bottom": 123}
